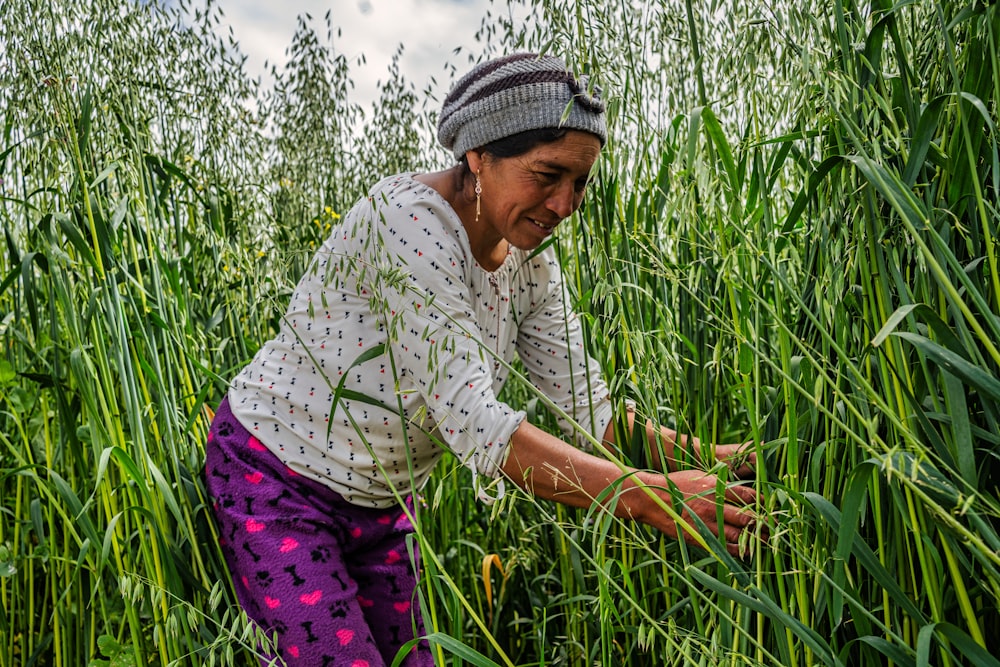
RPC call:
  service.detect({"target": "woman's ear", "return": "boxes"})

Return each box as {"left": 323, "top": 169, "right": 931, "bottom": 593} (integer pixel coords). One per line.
{"left": 465, "top": 150, "right": 484, "bottom": 174}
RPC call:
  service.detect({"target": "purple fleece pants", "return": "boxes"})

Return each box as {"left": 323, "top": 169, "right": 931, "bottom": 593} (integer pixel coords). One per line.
{"left": 205, "top": 397, "right": 434, "bottom": 667}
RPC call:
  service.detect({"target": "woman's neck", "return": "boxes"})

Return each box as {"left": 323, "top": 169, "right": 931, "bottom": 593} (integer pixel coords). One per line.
{"left": 414, "top": 167, "right": 507, "bottom": 271}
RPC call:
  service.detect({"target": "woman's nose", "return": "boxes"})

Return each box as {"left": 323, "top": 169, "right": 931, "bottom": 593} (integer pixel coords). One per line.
{"left": 547, "top": 182, "right": 576, "bottom": 219}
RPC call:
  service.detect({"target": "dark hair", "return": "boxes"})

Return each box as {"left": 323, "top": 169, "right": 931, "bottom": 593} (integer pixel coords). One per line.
{"left": 462, "top": 128, "right": 569, "bottom": 163}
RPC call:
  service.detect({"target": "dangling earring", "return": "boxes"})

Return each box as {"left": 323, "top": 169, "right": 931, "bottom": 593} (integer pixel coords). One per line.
{"left": 474, "top": 171, "right": 482, "bottom": 224}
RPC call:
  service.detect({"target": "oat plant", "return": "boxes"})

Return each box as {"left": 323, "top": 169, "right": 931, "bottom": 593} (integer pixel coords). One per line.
{"left": 2, "top": 0, "right": 998, "bottom": 665}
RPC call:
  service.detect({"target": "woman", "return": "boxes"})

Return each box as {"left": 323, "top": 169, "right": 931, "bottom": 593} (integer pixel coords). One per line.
{"left": 205, "top": 52, "right": 761, "bottom": 667}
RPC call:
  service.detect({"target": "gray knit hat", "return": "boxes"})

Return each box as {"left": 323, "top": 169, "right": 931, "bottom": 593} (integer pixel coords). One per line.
{"left": 437, "top": 53, "right": 606, "bottom": 161}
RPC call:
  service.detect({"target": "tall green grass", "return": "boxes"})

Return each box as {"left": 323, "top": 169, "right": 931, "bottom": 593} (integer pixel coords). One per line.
{"left": 1, "top": 0, "right": 997, "bottom": 665}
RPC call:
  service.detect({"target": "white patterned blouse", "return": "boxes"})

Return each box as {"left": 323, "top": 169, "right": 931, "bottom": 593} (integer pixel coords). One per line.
{"left": 229, "top": 173, "right": 613, "bottom": 508}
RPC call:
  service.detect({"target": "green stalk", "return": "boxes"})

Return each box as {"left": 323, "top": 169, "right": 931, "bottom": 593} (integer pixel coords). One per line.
{"left": 939, "top": 532, "right": 985, "bottom": 647}
{"left": 46, "top": 406, "right": 62, "bottom": 667}
{"left": 903, "top": 488, "right": 947, "bottom": 665}
{"left": 936, "top": 4, "right": 1000, "bottom": 316}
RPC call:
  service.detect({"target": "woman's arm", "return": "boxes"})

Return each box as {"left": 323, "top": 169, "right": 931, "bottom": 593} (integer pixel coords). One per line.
{"left": 501, "top": 421, "right": 761, "bottom": 556}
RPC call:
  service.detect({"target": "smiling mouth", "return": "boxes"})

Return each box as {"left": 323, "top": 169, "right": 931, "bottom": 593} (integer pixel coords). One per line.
{"left": 530, "top": 218, "right": 558, "bottom": 231}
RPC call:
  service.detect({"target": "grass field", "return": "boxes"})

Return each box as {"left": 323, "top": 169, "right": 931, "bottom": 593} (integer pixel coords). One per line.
{"left": 1, "top": 0, "right": 998, "bottom": 665}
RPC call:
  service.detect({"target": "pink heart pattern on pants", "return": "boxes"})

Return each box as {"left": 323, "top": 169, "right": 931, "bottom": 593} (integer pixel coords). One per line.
{"left": 299, "top": 590, "right": 322, "bottom": 605}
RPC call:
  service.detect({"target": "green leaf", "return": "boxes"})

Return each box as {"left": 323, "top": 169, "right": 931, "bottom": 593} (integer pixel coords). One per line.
{"left": 0, "top": 359, "right": 14, "bottom": 386}
{"left": 779, "top": 156, "right": 844, "bottom": 239}
{"left": 835, "top": 461, "right": 878, "bottom": 598}
{"left": 936, "top": 622, "right": 1000, "bottom": 666}
{"left": 884, "top": 452, "right": 960, "bottom": 509}
{"left": 687, "top": 568, "right": 842, "bottom": 667}
{"left": 392, "top": 633, "right": 502, "bottom": 667}
{"left": 0, "top": 543, "right": 15, "bottom": 578}
{"left": 803, "top": 492, "right": 926, "bottom": 622}
{"left": 850, "top": 636, "right": 915, "bottom": 666}
{"left": 55, "top": 211, "right": 99, "bottom": 270}
{"left": 327, "top": 343, "right": 391, "bottom": 438}
{"left": 892, "top": 331, "right": 1000, "bottom": 403}
{"left": 48, "top": 470, "right": 102, "bottom": 550}
{"left": 701, "top": 106, "right": 740, "bottom": 194}
{"left": 902, "top": 96, "right": 946, "bottom": 186}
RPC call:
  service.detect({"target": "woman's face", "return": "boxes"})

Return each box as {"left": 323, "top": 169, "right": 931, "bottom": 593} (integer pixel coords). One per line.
{"left": 468, "top": 130, "right": 601, "bottom": 251}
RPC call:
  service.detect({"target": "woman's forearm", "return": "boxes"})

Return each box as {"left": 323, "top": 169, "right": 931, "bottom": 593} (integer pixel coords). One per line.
{"left": 502, "top": 420, "right": 651, "bottom": 521}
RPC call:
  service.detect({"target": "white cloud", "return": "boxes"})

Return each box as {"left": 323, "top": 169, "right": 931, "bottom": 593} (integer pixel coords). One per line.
{"left": 215, "top": 0, "right": 500, "bottom": 112}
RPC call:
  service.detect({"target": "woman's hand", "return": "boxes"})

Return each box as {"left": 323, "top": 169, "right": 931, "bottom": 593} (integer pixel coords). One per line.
{"left": 632, "top": 469, "right": 763, "bottom": 557}
{"left": 711, "top": 442, "right": 757, "bottom": 479}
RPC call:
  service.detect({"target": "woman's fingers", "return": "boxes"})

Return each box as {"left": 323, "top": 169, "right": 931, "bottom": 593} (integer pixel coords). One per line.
{"left": 721, "top": 500, "right": 755, "bottom": 527}
{"left": 722, "top": 522, "right": 747, "bottom": 548}
{"left": 722, "top": 481, "right": 760, "bottom": 506}
{"left": 714, "top": 442, "right": 758, "bottom": 479}
{"left": 721, "top": 487, "right": 769, "bottom": 554}
{"left": 667, "top": 472, "right": 766, "bottom": 556}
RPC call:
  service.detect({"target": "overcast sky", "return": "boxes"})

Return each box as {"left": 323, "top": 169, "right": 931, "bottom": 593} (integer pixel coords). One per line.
{"left": 213, "top": 0, "right": 511, "bottom": 111}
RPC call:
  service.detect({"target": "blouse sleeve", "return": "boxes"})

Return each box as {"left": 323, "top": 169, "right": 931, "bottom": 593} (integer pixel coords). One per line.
{"left": 513, "top": 251, "right": 614, "bottom": 451}
{"left": 351, "top": 190, "right": 525, "bottom": 502}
